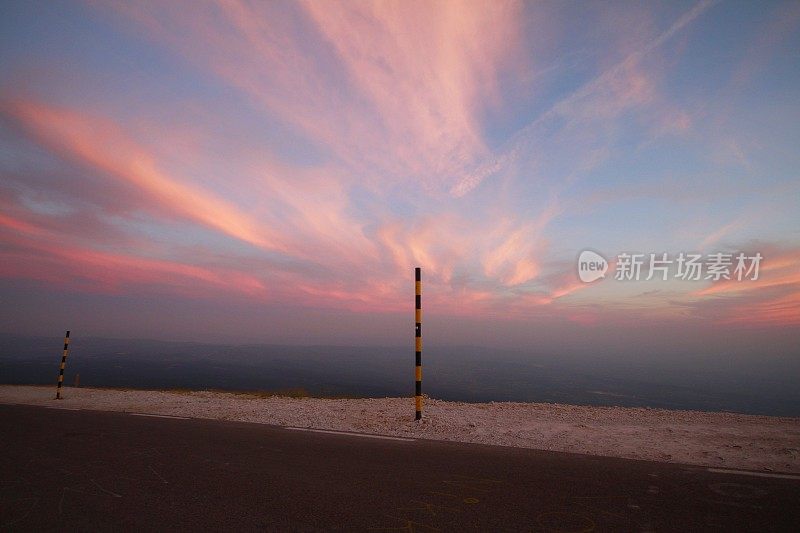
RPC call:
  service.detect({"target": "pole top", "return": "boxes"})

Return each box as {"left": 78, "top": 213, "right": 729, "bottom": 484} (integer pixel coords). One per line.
{"left": 415, "top": 267, "right": 421, "bottom": 280}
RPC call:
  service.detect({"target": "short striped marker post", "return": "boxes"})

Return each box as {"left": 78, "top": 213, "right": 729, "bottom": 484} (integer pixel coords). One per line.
{"left": 415, "top": 267, "right": 422, "bottom": 420}
{"left": 55, "top": 330, "right": 70, "bottom": 400}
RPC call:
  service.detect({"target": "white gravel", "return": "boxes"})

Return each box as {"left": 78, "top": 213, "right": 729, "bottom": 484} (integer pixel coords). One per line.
{"left": 2, "top": 385, "right": 799, "bottom": 473}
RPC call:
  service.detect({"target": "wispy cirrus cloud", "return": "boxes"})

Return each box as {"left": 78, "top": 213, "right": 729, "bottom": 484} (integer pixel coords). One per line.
{"left": 1, "top": 95, "right": 568, "bottom": 315}
{"left": 0, "top": 211, "right": 267, "bottom": 299}
{"left": 2, "top": 99, "right": 284, "bottom": 251}
{"left": 1, "top": 0, "right": 798, "bottom": 343}
{"left": 93, "top": 0, "right": 521, "bottom": 193}
{"left": 301, "top": 0, "right": 520, "bottom": 187}
{"left": 450, "top": 0, "right": 719, "bottom": 197}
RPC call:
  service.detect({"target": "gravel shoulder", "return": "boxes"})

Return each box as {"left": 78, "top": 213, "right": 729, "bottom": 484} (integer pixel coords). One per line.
{"left": 2, "top": 384, "right": 799, "bottom": 473}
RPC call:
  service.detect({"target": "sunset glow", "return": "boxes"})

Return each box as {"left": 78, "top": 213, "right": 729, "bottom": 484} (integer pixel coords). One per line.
{"left": 1, "top": 0, "right": 798, "bottom": 347}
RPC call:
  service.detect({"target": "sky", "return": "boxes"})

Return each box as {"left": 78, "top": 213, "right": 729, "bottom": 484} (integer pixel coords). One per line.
{"left": 0, "top": 0, "right": 798, "bottom": 355}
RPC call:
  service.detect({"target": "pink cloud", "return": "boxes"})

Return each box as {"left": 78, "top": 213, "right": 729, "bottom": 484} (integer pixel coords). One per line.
{"left": 0, "top": 212, "right": 45, "bottom": 236}
{"left": 449, "top": 0, "right": 717, "bottom": 196}
{"left": 697, "top": 220, "right": 744, "bottom": 251}
{"left": 3, "top": 99, "right": 286, "bottom": 252}
{"left": 481, "top": 201, "right": 558, "bottom": 286}
{"left": 692, "top": 248, "right": 800, "bottom": 326}
{"left": 301, "top": 0, "right": 520, "bottom": 184}
{"left": 0, "top": 222, "right": 267, "bottom": 300}
{"left": 93, "top": 0, "right": 522, "bottom": 192}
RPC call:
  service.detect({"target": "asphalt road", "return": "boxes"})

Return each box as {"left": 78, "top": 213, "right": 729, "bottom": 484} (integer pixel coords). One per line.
{"left": 1, "top": 404, "right": 798, "bottom": 532}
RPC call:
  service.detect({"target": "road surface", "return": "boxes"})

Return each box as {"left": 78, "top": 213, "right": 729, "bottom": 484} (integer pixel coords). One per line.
{"left": 1, "top": 403, "right": 798, "bottom": 531}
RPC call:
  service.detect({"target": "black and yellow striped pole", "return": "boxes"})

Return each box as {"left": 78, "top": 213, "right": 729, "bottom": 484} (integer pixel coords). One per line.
{"left": 55, "top": 330, "right": 70, "bottom": 400}
{"left": 415, "top": 267, "right": 422, "bottom": 420}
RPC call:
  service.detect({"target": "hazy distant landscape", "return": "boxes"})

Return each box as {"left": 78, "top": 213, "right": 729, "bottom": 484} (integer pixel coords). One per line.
{"left": 2, "top": 334, "right": 798, "bottom": 417}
